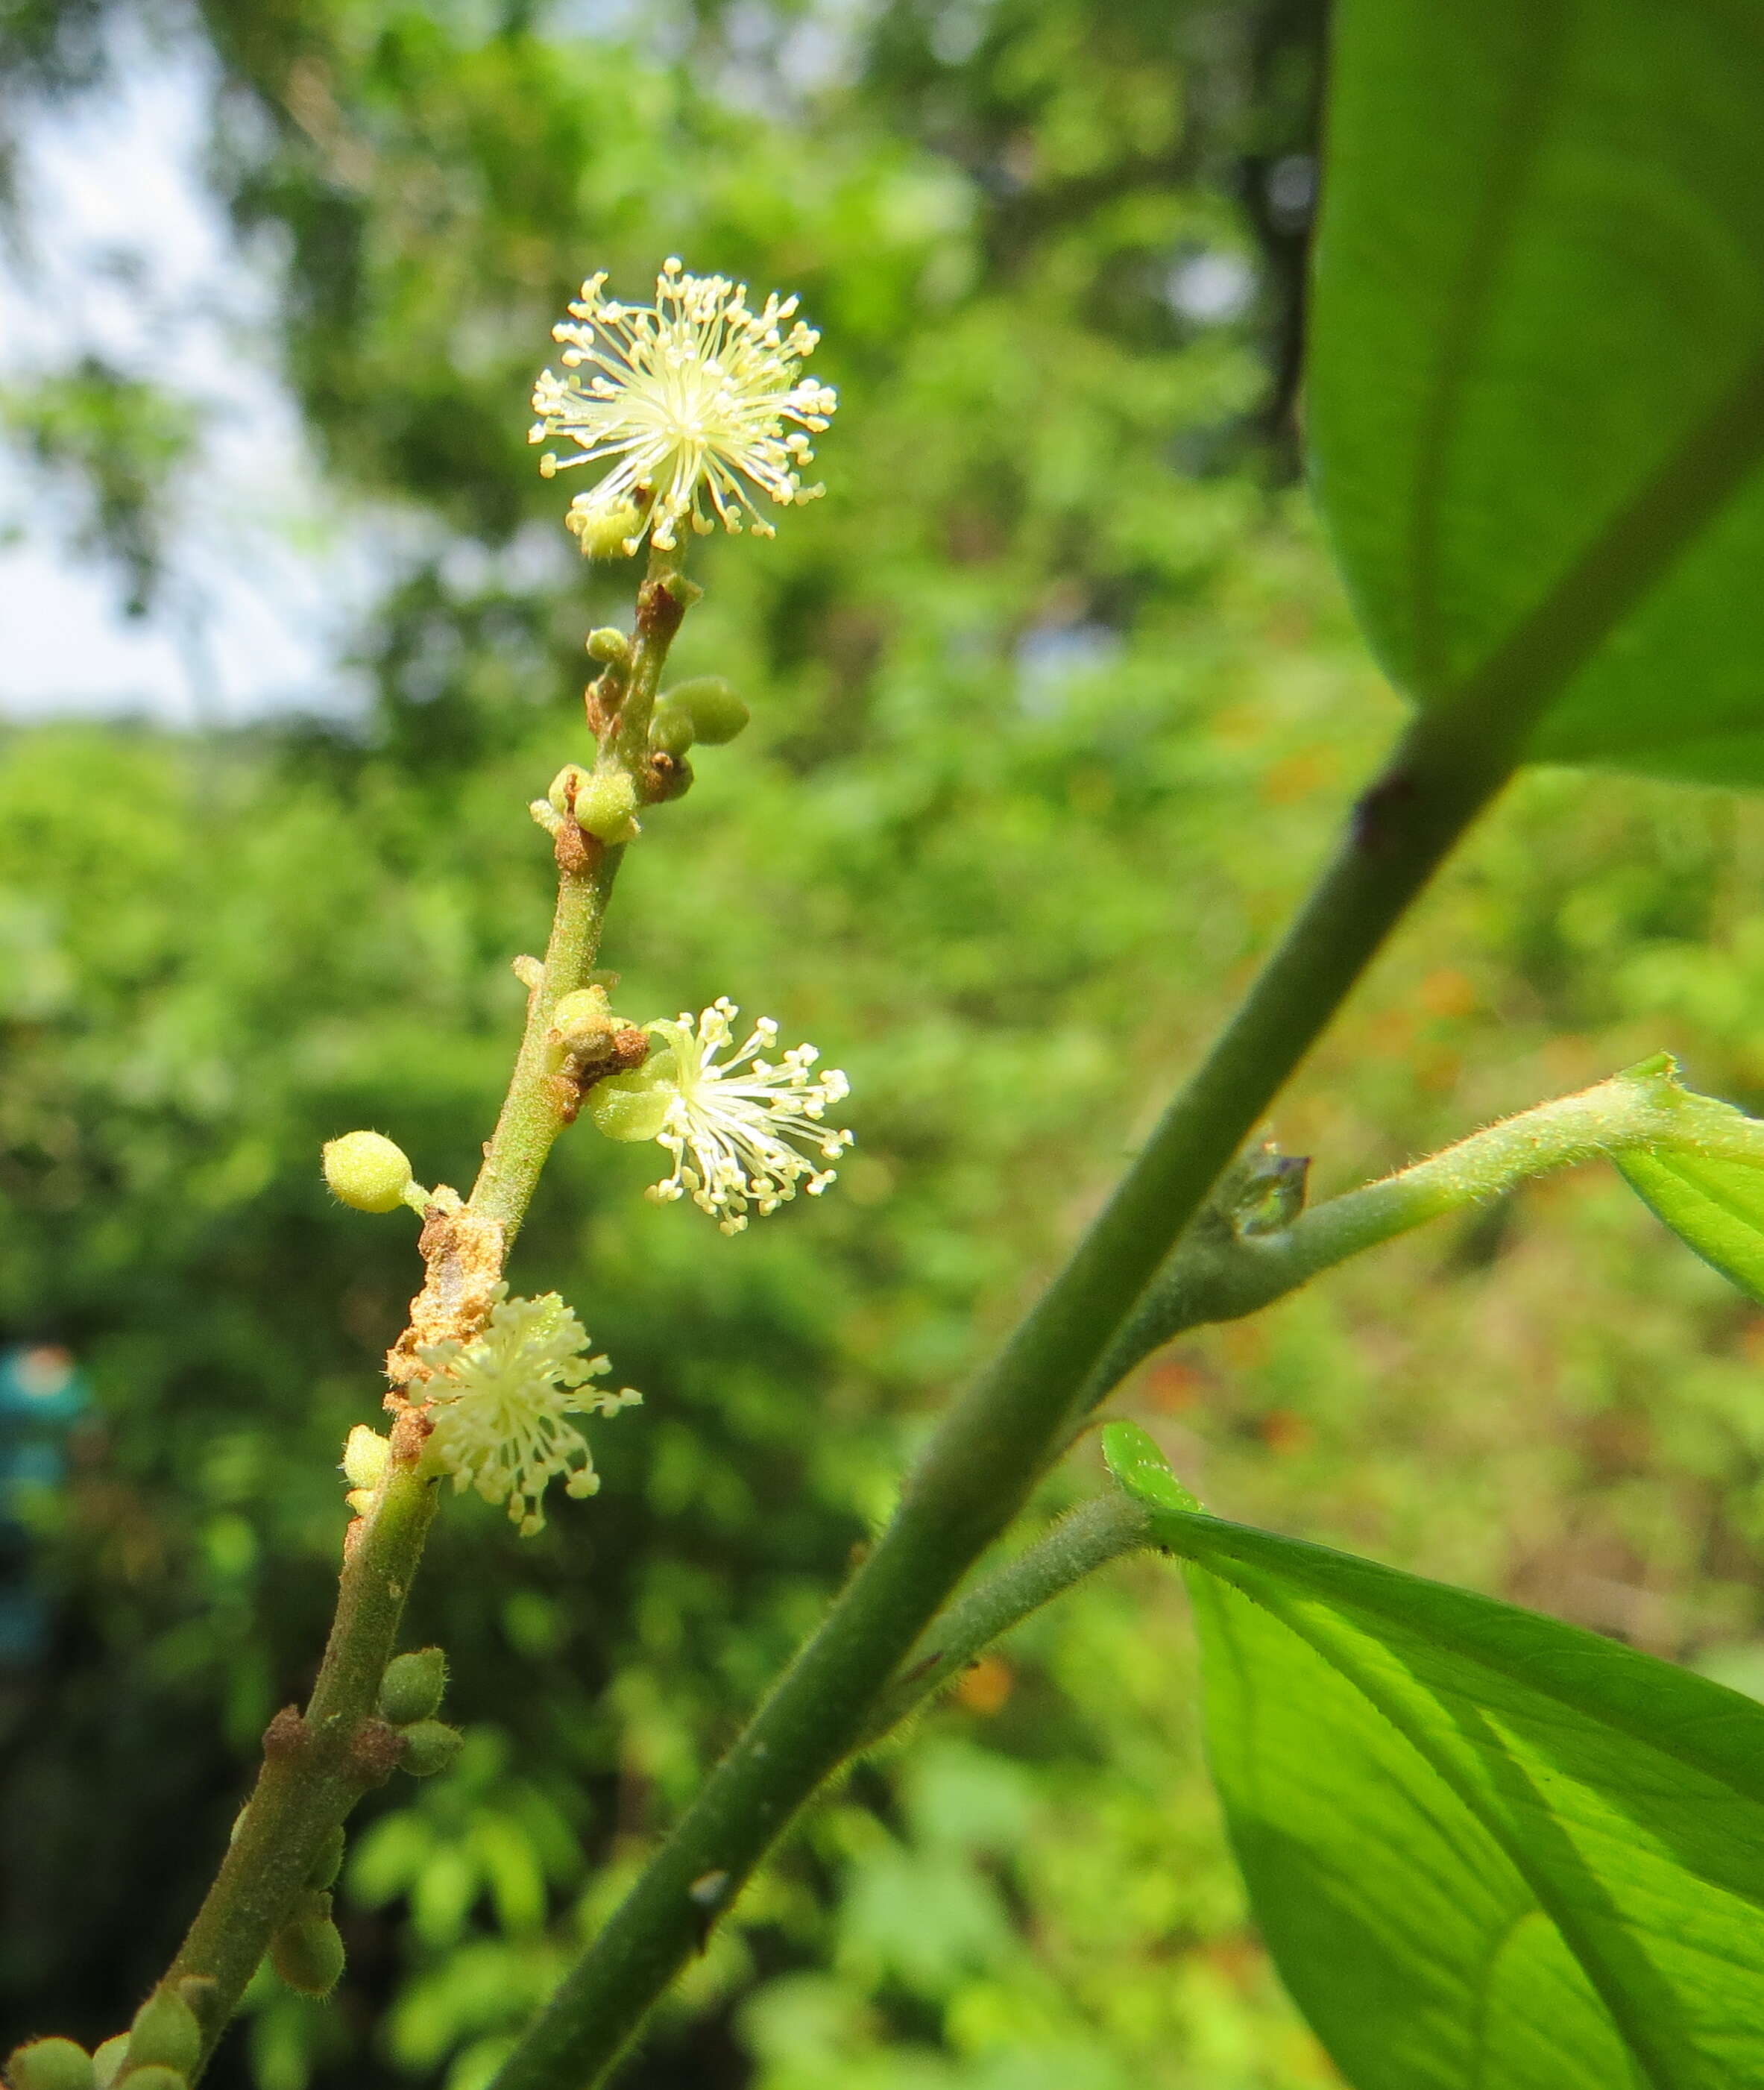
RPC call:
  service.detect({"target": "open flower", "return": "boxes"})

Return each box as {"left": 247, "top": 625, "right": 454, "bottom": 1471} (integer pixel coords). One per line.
{"left": 529, "top": 258, "right": 837, "bottom": 553}
{"left": 417, "top": 1288, "right": 640, "bottom": 1535}
{"left": 590, "top": 998, "right": 853, "bottom": 1235}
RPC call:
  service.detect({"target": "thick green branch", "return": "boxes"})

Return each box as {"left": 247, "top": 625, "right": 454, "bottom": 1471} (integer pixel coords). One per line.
{"left": 1097, "top": 1058, "right": 1764, "bottom": 1388}
{"left": 488, "top": 690, "right": 1521, "bottom": 2090}
{"left": 491, "top": 339, "right": 1764, "bottom": 2085}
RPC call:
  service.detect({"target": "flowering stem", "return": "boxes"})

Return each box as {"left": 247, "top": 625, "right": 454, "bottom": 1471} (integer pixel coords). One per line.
{"left": 163, "top": 1453, "right": 438, "bottom": 2070}
{"left": 153, "top": 542, "right": 694, "bottom": 2080}
{"left": 472, "top": 541, "right": 686, "bottom": 1241}
{"left": 469, "top": 846, "right": 623, "bottom": 1241}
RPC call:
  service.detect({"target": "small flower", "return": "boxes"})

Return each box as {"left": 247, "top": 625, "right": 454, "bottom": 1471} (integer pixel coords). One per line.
{"left": 592, "top": 998, "right": 853, "bottom": 1235}
{"left": 529, "top": 257, "right": 837, "bottom": 553}
{"left": 418, "top": 1287, "right": 640, "bottom": 1535}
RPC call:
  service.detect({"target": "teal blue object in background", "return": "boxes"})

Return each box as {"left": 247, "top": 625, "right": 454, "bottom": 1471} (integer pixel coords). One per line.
{"left": 0, "top": 1345, "right": 89, "bottom": 1663}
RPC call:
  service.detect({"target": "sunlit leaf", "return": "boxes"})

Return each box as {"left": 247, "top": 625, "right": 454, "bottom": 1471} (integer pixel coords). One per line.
{"left": 1104, "top": 1421, "right": 1764, "bottom": 2089}
{"left": 1313, "top": 0, "right": 1764, "bottom": 784}
{"left": 1613, "top": 1149, "right": 1764, "bottom": 1304}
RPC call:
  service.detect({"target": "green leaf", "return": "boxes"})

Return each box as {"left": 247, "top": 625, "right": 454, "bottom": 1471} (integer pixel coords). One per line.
{"left": 1102, "top": 1421, "right": 1764, "bottom": 2089}
{"left": 1311, "top": 0, "right": 1764, "bottom": 785}
{"left": 1613, "top": 1150, "right": 1764, "bottom": 1304}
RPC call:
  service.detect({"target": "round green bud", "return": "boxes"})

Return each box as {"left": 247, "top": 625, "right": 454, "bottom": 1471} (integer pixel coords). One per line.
{"left": 341, "top": 1424, "right": 391, "bottom": 1491}
{"left": 585, "top": 627, "right": 630, "bottom": 665}
{"left": 7, "top": 2040, "right": 95, "bottom": 2090}
{"left": 398, "top": 1719, "right": 464, "bottom": 1778}
{"left": 648, "top": 705, "right": 696, "bottom": 759}
{"left": 588, "top": 1060, "right": 674, "bottom": 1145}
{"left": 306, "top": 1823, "right": 347, "bottom": 1892}
{"left": 126, "top": 1991, "right": 201, "bottom": 2078}
{"left": 658, "top": 676, "right": 749, "bottom": 746}
{"left": 91, "top": 2039, "right": 129, "bottom": 2089}
{"left": 115, "top": 2067, "right": 186, "bottom": 2090}
{"left": 321, "top": 1132, "right": 413, "bottom": 1215}
{"left": 566, "top": 497, "right": 643, "bottom": 560}
{"left": 270, "top": 1913, "right": 345, "bottom": 1998}
{"left": 573, "top": 771, "right": 640, "bottom": 844}
{"left": 550, "top": 987, "right": 617, "bottom": 1054}
{"left": 378, "top": 1646, "right": 447, "bottom": 1727}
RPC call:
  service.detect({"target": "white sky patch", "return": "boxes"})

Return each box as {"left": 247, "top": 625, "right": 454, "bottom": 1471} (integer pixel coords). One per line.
{"left": 1165, "top": 250, "right": 1257, "bottom": 326}
{"left": 0, "top": 22, "right": 374, "bottom": 725}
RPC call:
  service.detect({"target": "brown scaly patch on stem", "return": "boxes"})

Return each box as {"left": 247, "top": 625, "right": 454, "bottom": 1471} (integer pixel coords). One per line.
{"left": 548, "top": 1022, "right": 649, "bottom": 1127}
{"left": 554, "top": 817, "right": 596, "bottom": 875}
{"left": 385, "top": 1202, "right": 506, "bottom": 1397}
{"left": 348, "top": 1717, "right": 409, "bottom": 1786}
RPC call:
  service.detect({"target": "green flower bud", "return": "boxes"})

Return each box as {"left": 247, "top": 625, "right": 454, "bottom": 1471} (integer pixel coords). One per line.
{"left": 321, "top": 1132, "right": 413, "bottom": 1215}
{"left": 658, "top": 676, "right": 749, "bottom": 746}
{"left": 341, "top": 1425, "right": 390, "bottom": 1491}
{"left": 113, "top": 2071, "right": 184, "bottom": 2090}
{"left": 585, "top": 627, "right": 630, "bottom": 665}
{"left": 306, "top": 1823, "right": 347, "bottom": 1892}
{"left": 6, "top": 2039, "right": 95, "bottom": 2090}
{"left": 91, "top": 2039, "right": 128, "bottom": 2089}
{"left": 270, "top": 1910, "right": 345, "bottom": 1998}
{"left": 588, "top": 1058, "right": 675, "bottom": 1145}
{"left": 648, "top": 705, "right": 696, "bottom": 758}
{"left": 550, "top": 987, "right": 617, "bottom": 1054}
{"left": 573, "top": 771, "right": 640, "bottom": 843}
{"left": 377, "top": 1646, "right": 447, "bottom": 1726}
{"left": 125, "top": 1990, "right": 201, "bottom": 2078}
{"left": 565, "top": 497, "right": 643, "bottom": 560}
{"left": 397, "top": 1719, "right": 464, "bottom": 1778}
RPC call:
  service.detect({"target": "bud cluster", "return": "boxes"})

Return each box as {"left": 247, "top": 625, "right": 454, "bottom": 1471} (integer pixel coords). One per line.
{"left": 379, "top": 1645, "right": 464, "bottom": 1779}
{"left": 7, "top": 1979, "right": 211, "bottom": 2090}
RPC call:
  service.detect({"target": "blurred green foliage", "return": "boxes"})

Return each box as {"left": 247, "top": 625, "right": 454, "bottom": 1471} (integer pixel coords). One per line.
{"left": 3, "top": 3, "right": 1764, "bottom": 2088}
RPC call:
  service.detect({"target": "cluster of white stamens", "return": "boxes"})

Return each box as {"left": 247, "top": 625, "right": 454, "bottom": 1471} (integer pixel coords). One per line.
{"left": 643, "top": 999, "right": 853, "bottom": 1235}
{"left": 529, "top": 258, "right": 837, "bottom": 553}
{"left": 418, "top": 1288, "right": 640, "bottom": 1536}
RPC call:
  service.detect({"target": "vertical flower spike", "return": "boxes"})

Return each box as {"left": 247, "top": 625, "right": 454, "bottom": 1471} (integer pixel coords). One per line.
{"left": 590, "top": 998, "right": 854, "bottom": 1234}
{"left": 529, "top": 259, "right": 837, "bottom": 553}
{"left": 418, "top": 1288, "right": 641, "bottom": 1535}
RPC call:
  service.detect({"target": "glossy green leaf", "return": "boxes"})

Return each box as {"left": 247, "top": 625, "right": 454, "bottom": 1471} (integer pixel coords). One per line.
{"left": 1312, "top": 0, "right": 1764, "bottom": 784}
{"left": 1103, "top": 1421, "right": 1764, "bottom": 2089}
{"left": 1614, "top": 1150, "right": 1764, "bottom": 1304}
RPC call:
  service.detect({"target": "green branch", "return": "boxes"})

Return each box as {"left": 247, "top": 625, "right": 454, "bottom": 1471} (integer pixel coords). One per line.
{"left": 490, "top": 339, "right": 1764, "bottom": 2083}
{"left": 151, "top": 542, "right": 694, "bottom": 2079}
{"left": 1096, "top": 1056, "right": 1764, "bottom": 1388}
{"left": 163, "top": 1462, "right": 438, "bottom": 2068}
{"left": 488, "top": 688, "right": 1524, "bottom": 2090}
{"left": 854, "top": 1493, "right": 1156, "bottom": 1751}
{"left": 471, "top": 541, "right": 686, "bottom": 1241}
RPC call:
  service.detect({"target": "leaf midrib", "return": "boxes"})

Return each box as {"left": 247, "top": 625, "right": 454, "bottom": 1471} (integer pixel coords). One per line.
{"left": 1176, "top": 1512, "right": 1764, "bottom": 1803}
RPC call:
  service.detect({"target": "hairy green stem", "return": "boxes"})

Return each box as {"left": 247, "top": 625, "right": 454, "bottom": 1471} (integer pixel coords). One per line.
{"left": 165, "top": 1464, "right": 438, "bottom": 2066}
{"left": 469, "top": 848, "right": 623, "bottom": 1238}
{"left": 156, "top": 541, "right": 693, "bottom": 2079}
{"left": 472, "top": 540, "right": 686, "bottom": 1239}
{"left": 1097, "top": 1057, "right": 1764, "bottom": 1387}
{"left": 855, "top": 1493, "right": 1155, "bottom": 1751}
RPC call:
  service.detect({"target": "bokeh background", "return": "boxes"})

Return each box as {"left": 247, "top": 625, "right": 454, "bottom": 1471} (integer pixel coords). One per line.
{"left": 4, "top": 2, "right": 1764, "bottom": 2086}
